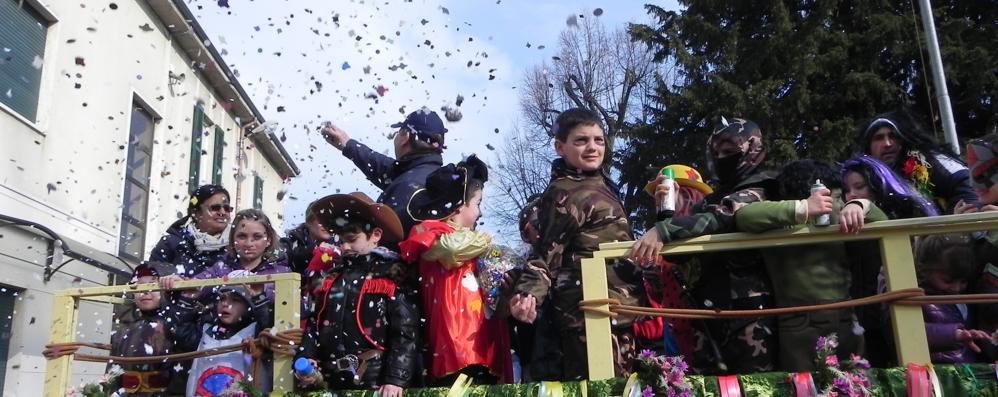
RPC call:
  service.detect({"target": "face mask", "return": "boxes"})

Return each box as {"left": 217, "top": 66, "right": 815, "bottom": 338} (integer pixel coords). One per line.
{"left": 713, "top": 152, "right": 744, "bottom": 184}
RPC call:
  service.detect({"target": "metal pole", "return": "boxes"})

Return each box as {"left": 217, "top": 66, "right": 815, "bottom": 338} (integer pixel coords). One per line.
{"left": 917, "top": 0, "right": 961, "bottom": 154}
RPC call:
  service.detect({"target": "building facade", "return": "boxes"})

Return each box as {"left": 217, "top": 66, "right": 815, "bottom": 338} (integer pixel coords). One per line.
{"left": 0, "top": 0, "right": 298, "bottom": 394}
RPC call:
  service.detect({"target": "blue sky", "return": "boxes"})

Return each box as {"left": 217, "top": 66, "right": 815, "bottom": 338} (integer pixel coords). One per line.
{"left": 190, "top": 0, "right": 679, "bottom": 238}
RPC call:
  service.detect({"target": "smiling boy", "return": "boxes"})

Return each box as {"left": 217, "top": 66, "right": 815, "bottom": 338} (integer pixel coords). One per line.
{"left": 510, "top": 108, "right": 640, "bottom": 380}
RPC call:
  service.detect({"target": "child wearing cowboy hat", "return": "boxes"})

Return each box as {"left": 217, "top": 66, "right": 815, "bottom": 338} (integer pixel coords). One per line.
{"left": 398, "top": 154, "right": 513, "bottom": 385}
{"left": 296, "top": 192, "right": 418, "bottom": 397}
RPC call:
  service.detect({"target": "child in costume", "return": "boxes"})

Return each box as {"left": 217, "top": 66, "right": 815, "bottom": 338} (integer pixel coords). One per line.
{"left": 109, "top": 262, "right": 188, "bottom": 396}
{"left": 636, "top": 164, "right": 713, "bottom": 359}
{"left": 734, "top": 159, "right": 886, "bottom": 371}
{"left": 915, "top": 234, "right": 994, "bottom": 363}
{"left": 296, "top": 192, "right": 418, "bottom": 396}
{"left": 399, "top": 155, "right": 512, "bottom": 385}
{"left": 173, "top": 284, "right": 273, "bottom": 396}
{"left": 513, "top": 109, "right": 641, "bottom": 379}
{"left": 841, "top": 155, "right": 940, "bottom": 219}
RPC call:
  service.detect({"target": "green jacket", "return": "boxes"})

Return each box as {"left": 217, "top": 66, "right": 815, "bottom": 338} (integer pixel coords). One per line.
{"left": 734, "top": 196, "right": 887, "bottom": 306}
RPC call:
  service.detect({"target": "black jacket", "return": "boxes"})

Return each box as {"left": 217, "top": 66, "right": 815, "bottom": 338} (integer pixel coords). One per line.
{"left": 341, "top": 139, "right": 443, "bottom": 234}
{"left": 298, "top": 248, "right": 418, "bottom": 388}
{"left": 909, "top": 150, "right": 978, "bottom": 213}
{"left": 148, "top": 222, "right": 227, "bottom": 277}
{"left": 279, "top": 224, "right": 320, "bottom": 274}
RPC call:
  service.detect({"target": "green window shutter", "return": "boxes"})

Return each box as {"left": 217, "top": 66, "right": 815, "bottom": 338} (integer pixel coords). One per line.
{"left": 0, "top": 285, "right": 17, "bottom": 394}
{"left": 188, "top": 105, "right": 204, "bottom": 192}
{"left": 211, "top": 126, "right": 225, "bottom": 185}
{"left": 0, "top": 0, "right": 48, "bottom": 121}
{"left": 253, "top": 175, "right": 263, "bottom": 210}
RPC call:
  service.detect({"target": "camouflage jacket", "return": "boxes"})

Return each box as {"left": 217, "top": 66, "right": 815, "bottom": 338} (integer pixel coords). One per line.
{"left": 651, "top": 171, "right": 778, "bottom": 309}
{"left": 514, "top": 159, "right": 640, "bottom": 306}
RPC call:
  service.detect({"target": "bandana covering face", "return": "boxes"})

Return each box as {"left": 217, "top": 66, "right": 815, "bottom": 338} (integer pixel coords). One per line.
{"left": 967, "top": 135, "right": 998, "bottom": 190}
{"left": 706, "top": 118, "right": 766, "bottom": 186}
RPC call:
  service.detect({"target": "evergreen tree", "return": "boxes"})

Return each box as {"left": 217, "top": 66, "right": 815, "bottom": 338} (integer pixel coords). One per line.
{"left": 623, "top": 0, "right": 996, "bottom": 228}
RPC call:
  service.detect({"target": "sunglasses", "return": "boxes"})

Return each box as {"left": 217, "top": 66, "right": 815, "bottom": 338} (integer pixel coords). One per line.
{"left": 206, "top": 204, "right": 234, "bottom": 213}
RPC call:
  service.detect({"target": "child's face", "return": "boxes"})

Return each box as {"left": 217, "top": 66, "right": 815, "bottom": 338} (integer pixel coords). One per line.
{"left": 554, "top": 124, "right": 605, "bottom": 172}
{"left": 453, "top": 190, "right": 483, "bottom": 230}
{"left": 922, "top": 270, "right": 967, "bottom": 295}
{"left": 216, "top": 293, "right": 249, "bottom": 325}
{"left": 232, "top": 219, "right": 270, "bottom": 263}
{"left": 134, "top": 275, "right": 162, "bottom": 311}
{"left": 843, "top": 171, "right": 873, "bottom": 202}
{"left": 337, "top": 229, "right": 382, "bottom": 256}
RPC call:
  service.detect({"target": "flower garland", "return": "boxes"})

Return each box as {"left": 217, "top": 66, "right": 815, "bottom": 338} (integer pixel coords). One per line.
{"left": 65, "top": 365, "right": 123, "bottom": 397}
{"left": 632, "top": 350, "right": 693, "bottom": 397}
{"left": 814, "top": 334, "right": 871, "bottom": 397}
{"left": 902, "top": 150, "right": 935, "bottom": 201}
{"left": 219, "top": 379, "right": 263, "bottom": 397}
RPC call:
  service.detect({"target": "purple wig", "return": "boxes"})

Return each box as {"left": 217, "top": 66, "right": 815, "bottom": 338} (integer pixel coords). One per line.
{"left": 841, "top": 155, "right": 940, "bottom": 218}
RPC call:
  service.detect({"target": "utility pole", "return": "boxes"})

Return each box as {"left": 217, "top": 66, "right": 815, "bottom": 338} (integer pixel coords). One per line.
{"left": 917, "top": 0, "right": 961, "bottom": 154}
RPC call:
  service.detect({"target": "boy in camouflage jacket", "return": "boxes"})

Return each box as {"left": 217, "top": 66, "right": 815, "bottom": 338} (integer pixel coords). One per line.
{"left": 511, "top": 108, "right": 643, "bottom": 380}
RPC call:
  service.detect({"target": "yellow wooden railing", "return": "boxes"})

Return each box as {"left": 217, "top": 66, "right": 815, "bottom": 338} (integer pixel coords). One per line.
{"left": 44, "top": 272, "right": 301, "bottom": 397}
{"left": 581, "top": 211, "right": 998, "bottom": 380}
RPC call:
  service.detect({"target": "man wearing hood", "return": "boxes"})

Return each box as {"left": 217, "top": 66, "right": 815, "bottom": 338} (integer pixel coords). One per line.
{"left": 858, "top": 109, "right": 978, "bottom": 212}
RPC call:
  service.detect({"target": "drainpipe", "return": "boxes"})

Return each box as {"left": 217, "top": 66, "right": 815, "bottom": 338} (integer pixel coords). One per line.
{"left": 917, "top": 0, "right": 960, "bottom": 154}
{"left": 235, "top": 118, "right": 257, "bottom": 209}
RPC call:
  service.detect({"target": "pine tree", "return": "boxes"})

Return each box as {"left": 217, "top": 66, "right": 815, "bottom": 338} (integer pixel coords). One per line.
{"left": 623, "top": 0, "right": 996, "bottom": 228}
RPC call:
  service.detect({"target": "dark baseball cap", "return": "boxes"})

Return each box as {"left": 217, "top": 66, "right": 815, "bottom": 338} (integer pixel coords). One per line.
{"left": 391, "top": 107, "right": 448, "bottom": 139}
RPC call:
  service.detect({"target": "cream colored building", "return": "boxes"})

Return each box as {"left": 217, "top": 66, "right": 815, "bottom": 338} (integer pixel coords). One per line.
{"left": 0, "top": 0, "right": 297, "bottom": 394}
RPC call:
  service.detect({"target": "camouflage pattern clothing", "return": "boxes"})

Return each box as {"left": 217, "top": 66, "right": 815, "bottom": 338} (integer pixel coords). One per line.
{"left": 652, "top": 171, "right": 779, "bottom": 374}
{"left": 514, "top": 158, "right": 642, "bottom": 380}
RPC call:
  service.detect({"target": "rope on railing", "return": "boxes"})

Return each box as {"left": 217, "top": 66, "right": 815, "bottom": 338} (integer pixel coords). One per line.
{"left": 41, "top": 328, "right": 303, "bottom": 365}
{"left": 579, "top": 289, "right": 998, "bottom": 320}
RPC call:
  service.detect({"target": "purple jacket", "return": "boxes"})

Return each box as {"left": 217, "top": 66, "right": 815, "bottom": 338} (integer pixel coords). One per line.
{"left": 194, "top": 255, "right": 291, "bottom": 301}
{"left": 922, "top": 302, "right": 977, "bottom": 363}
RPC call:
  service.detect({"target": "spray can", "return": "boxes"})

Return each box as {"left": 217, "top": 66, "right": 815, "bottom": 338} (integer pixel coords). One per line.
{"left": 657, "top": 168, "right": 677, "bottom": 219}
{"left": 811, "top": 179, "right": 831, "bottom": 226}
{"left": 294, "top": 357, "right": 326, "bottom": 389}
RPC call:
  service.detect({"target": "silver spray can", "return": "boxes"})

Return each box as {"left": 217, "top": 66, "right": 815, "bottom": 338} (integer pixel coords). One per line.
{"left": 811, "top": 179, "right": 830, "bottom": 226}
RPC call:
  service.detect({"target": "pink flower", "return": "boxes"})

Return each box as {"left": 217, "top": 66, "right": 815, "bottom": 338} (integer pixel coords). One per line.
{"left": 825, "top": 355, "right": 839, "bottom": 367}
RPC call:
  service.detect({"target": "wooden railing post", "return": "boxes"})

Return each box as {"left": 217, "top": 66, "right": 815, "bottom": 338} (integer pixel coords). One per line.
{"left": 880, "top": 235, "right": 931, "bottom": 365}
{"left": 581, "top": 254, "right": 616, "bottom": 380}
{"left": 43, "top": 293, "right": 78, "bottom": 397}
{"left": 270, "top": 273, "right": 301, "bottom": 396}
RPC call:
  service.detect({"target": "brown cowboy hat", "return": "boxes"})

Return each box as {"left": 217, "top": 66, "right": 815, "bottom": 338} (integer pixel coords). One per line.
{"left": 309, "top": 192, "right": 404, "bottom": 243}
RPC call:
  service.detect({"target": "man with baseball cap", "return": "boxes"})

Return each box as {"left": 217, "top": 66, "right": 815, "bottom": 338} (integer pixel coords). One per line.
{"left": 322, "top": 107, "right": 447, "bottom": 235}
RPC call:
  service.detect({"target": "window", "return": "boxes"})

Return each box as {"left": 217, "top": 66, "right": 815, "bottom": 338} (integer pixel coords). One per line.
{"left": 0, "top": 285, "right": 19, "bottom": 394}
{"left": 119, "top": 104, "right": 155, "bottom": 261}
{"left": 188, "top": 105, "right": 205, "bottom": 192}
{"left": 253, "top": 175, "right": 263, "bottom": 210}
{"left": 0, "top": 0, "right": 49, "bottom": 121}
{"left": 211, "top": 126, "right": 225, "bottom": 184}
